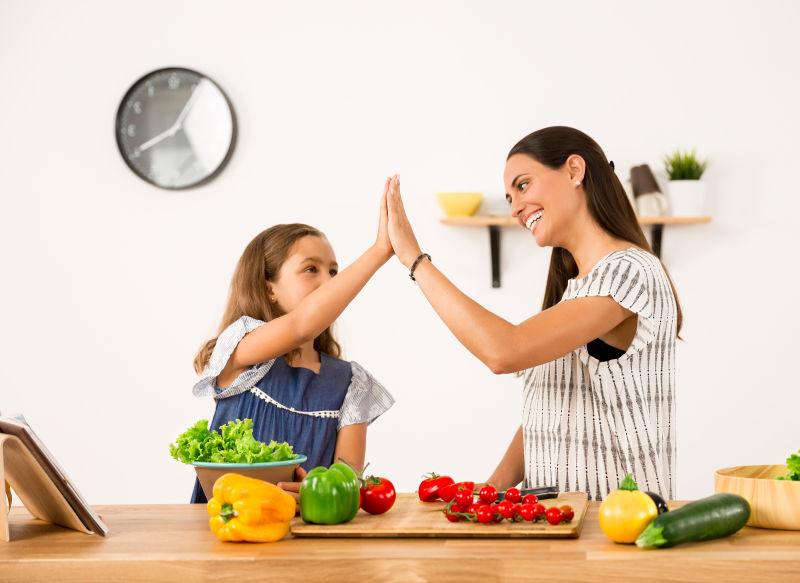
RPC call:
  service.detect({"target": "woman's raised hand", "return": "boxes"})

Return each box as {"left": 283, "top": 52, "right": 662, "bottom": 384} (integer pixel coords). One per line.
{"left": 374, "top": 176, "right": 393, "bottom": 262}
{"left": 386, "top": 174, "right": 423, "bottom": 268}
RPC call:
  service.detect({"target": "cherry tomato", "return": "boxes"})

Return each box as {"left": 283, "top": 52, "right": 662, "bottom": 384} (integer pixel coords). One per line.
{"left": 489, "top": 504, "right": 503, "bottom": 523}
{"left": 518, "top": 503, "right": 536, "bottom": 521}
{"left": 521, "top": 494, "right": 538, "bottom": 505}
{"left": 504, "top": 487, "right": 522, "bottom": 504}
{"left": 418, "top": 473, "right": 455, "bottom": 502}
{"left": 438, "top": 481, "right": 475, "bottom": 503}
{"left": 559, "top": 505, "right": 574, "bottom": 522}
{"left": 476, "top": 505, "right": 494, "bottom": 524}
{"left": 531, "top": 503, "right": 546, "bottom": 520}
{"left": 545, "top": 506, "right": 564, "bottom": 525}
{"left": 467, "top": 502, "right": 480, "bottom": 515}
{"left": 479, "top": 485, "right": 498, "bottom": 504}
{"left": 497, "top": 500, "right": 515, "bottom": 520}
{"left": 444, "top": 503, "right": 466, "bottom": 523}
{"left": 454, "top": 487, "right": 474, "bottom": 507}
{"left": 360, "top": 476, "right": 397, "bottom": 515}
{"left": 512, "top": 503, "right": 524, "bottom": 521}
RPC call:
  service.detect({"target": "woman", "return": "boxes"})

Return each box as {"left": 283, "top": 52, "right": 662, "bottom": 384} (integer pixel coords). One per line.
{"left": 386, "top": 126, "right": 680, "bottom": 501}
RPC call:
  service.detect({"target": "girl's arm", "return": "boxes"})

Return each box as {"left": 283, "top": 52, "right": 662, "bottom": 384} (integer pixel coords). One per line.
{"left": 228, "top": 182, "right": 393, "bottom": 371}
{"left": 486, "top": 426, "right": 525, "bottom": 491}
{"left": 333, "top": 423, "right": 367, "bottom": 471}
{"left": 386, "top": 177, "right": 632, "bottom": 374}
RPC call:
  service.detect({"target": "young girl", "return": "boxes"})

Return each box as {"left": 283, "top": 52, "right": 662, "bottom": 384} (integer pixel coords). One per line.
{"left": 190, "top": 186, "right": 395, "bottom": 503}
{"left": 385, "top": 127, "right": 681, "bottom": 501}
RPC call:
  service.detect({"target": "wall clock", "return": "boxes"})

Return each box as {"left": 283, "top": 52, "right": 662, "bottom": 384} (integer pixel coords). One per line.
{"left": 115, "top": 68, "right": 236, "bottom": 189}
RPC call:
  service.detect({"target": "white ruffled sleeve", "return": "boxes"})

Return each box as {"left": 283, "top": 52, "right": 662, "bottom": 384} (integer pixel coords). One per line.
{"left": 192, "top": 316, "right": 276, "bottom": 400}
{"left": 338, "top": 362, "right": 395, "bottom": 429}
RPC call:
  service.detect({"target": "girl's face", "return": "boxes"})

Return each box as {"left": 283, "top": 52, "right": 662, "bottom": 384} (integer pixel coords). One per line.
{"left": 504, "top": 153, "right": 585, "bottom": 248}
{"left": 269, "top": 235, "right": 338, "bottom": 313}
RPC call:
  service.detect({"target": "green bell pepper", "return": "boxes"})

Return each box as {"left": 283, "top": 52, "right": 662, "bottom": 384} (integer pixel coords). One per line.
{"left": 299, "top": 462, "right": 361, "bottom": 525}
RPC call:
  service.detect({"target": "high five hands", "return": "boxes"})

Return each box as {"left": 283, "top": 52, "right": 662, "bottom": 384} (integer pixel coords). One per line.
{"left": 379, "top": 174, "right": 423, "bottom": 269}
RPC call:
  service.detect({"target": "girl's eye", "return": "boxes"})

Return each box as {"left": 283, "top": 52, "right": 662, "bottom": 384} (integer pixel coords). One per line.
{"left": 329, "top": 269, "right": 338, "bottom": 277}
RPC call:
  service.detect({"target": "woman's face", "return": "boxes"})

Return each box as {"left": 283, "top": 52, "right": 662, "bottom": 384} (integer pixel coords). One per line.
{"left": 269, "top": 235, "right": 338, "bottom": 313}
{"left": 504, "top": 153, "right": 585, "bottom": 248}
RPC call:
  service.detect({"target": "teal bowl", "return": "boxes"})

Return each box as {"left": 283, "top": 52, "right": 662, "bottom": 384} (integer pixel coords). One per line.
{"left": 192, "top": 455, "right": 307, "bottom": 499}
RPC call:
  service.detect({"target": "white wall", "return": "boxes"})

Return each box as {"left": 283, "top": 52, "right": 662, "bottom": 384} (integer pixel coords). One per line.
{"left": 1, "top": 0, "right": 798, "bottom": 504}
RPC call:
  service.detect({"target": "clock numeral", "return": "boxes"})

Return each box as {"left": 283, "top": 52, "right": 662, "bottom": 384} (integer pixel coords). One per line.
{"left": 126, "top": 124, "right": 136, "bottom": 138}
{"left": 131, "top": 149, "right": 141, "bottom": 159}
{"left": 133, "top": 101, "right": 142, "bottom": 114}
{"left": 147, "top": 84, "right": 155, "bottom": 97}
{"left": 168, "top": 74, "right": 180, "bottom": 90}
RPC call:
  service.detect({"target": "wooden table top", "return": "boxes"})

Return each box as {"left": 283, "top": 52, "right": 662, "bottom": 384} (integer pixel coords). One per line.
{"left": 2, "top": 496, "right": 799, "bottom": 582}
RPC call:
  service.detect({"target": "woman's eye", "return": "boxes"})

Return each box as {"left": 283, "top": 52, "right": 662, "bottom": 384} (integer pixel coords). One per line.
{"left": 517, "top": 181, "right": 528, "bottom": 191}
{"left": 305, "top": 266, "right": 317, "bottom": 273}
{"left": 329, "top": 269, "right": 338, "bottom": 277}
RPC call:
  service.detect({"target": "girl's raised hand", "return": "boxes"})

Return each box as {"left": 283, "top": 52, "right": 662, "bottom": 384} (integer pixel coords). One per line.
{"left": 374, "top": 177, "right": 393, "bottom": 262}
{"left": 386, "top": 175, "right": 422, "bottom": 268}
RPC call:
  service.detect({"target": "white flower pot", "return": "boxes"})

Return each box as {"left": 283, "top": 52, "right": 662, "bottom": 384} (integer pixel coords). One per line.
{"left": 667, "top": 180, "right": 706, "bottom": 216}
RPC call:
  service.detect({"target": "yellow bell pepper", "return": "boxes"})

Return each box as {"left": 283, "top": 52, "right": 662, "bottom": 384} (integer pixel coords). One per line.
{"left": 598, "top": 473, "right": 659, "bottom": 543}
{"left": 206, "top": 473, "right": 296, "bottom": 543}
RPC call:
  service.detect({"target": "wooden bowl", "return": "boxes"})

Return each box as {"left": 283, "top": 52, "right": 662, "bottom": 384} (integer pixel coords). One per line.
{"left": 715, "top": 465, "right": 800, "bottom": 530}
{"left": 193, "top": 455, "right": 307, "bottom": 500}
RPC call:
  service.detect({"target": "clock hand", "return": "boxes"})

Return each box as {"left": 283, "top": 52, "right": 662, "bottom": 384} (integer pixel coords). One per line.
{"left": 137, "top": 126, "right": 176, "bottom": 152}
{"left": 172, "top": 81, "right": 203, "bottom": 131}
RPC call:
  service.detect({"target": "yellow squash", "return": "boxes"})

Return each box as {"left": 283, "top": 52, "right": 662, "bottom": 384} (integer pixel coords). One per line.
{"left": 206, "top": 473, "right": 296, "bottom": 543}
{"left": 598, "top": 474, "right": 659, "bottom": 543}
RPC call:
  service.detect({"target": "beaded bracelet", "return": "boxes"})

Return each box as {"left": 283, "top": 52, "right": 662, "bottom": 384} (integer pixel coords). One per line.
{"left": 409, "top": 253, "right": 431, "bottom": 282}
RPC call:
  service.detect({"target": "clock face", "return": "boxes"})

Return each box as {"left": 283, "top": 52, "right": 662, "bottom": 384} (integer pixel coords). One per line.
{"left": 115, "top": 68, "right": 236, "bottom": 189}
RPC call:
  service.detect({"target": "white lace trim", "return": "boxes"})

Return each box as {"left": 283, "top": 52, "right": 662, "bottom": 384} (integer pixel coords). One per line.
{"left": 249, "top": 387, "right": 340, "bottom": 419}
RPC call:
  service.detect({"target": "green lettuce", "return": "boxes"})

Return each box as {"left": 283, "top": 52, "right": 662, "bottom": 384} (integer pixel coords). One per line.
{"left": 169, "top": 418, "right": 296, "bottom": 464}
{"left": 776, "top": 450, "right": 800, "bottom": 481}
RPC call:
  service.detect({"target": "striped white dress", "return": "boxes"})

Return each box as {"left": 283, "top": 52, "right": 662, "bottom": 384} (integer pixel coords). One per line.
{"left": 521, "top": 248, "right": 677, "bottom": 501}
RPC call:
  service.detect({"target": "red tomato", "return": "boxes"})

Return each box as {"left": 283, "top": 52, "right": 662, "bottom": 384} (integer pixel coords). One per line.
{"left": 418, "top": 473, "right": 455, "bottom": 502}
{"left": 438, "top": 481, "right": 475, "bottom": 503}
{"left": 360, "top": 476, "right": 397, "bottom": 515}
{"left": 531, "top": 503, "right": 546, "bottom": 520}
{"left": 518, "top": 503, "right": 536, "bottom": 521}
{"left": 467, "top": 503, "right": 480, "bottom": 516}
{"left": 504, "top": 487, "right": 522, "bottom": 504}
{"left": 512, "top": 503, "right": 523, "bottom": 521}
{"left": 545, "top": 506, "right": 564, "bottom": 525}
{"left": 490, "top": 504, "right": 503, "bottom": 523}
{"left": 476, "top": 505, "right": 494, "bottom": 524}
{"left": 559, "top": 505, "right": 574, "bottom": 522}
{"left": 497, "top": 500, "right": 515, "bottom": 520}
{"left": 521, "top": 494, "right": 538, "bottom": 505}
{"left": 479, "top": 485, "right": 498, "bottom": 504}
{"left": 444, "top": 503, "right": 466, "bottom": 523}
{"left": 454, "top": 487, "right": 474, "bottom": 508}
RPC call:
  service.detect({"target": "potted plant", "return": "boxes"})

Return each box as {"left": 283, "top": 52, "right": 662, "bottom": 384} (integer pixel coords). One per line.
{"left": 664, "top": 149, "right": 708, "bottom": 216}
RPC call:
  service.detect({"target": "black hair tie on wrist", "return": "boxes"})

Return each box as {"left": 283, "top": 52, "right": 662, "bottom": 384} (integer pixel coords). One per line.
{"left": 609, "top": 160, "right": 615, "bottom": 170}
{"left": 409, "top": 253, "right": 431, "bottom": 282}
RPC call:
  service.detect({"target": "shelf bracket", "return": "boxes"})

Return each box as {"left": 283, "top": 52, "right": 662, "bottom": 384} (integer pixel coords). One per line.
{"left": 489, "top": 225, "right": 501, "bottom": 288}
{"left": 650, "top": 224, "right": 664, "bottom": 258}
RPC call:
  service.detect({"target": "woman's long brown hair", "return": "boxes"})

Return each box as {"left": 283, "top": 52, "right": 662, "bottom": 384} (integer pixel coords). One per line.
{"left": 508, "top": 126, "right": 682, "bottom": 334}
{"left": 193, "top": 224, "right": 342, "bottom": 373}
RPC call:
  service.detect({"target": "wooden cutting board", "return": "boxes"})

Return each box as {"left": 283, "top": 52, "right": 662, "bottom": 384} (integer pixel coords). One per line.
{"left": 291, "top": 491, "right": 589, "bottom": 538}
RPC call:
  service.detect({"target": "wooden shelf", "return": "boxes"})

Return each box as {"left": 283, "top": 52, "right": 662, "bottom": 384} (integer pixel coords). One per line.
{"left": 441, "top": 215, "right": 712, "bottom": 288}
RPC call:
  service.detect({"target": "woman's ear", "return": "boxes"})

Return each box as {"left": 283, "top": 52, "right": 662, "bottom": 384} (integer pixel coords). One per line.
{"left": 566, "top": 154, "right": 586, "bottom": 186}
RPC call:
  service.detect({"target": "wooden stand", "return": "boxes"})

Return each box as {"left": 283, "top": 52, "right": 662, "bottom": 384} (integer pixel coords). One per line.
{"left": 0, "top": 434, "right": 91, "bottom": 541}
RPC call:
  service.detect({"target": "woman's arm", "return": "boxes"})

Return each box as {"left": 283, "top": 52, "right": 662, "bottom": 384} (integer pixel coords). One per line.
{"left": 486, "top": 426, "right": 525, "bottom": 491}
{"left": 228, "top": 182, "right": 393, "bottom": 370}
{"left": 386, "top": 176, "right": 631, "bottom": 374}
{"left": 333, "top": 423, "right": 367, "bottom": 471}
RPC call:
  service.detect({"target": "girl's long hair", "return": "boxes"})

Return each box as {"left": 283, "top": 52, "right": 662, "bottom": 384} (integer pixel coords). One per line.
{"left": 508, "top": 126, "right": 682, "bottom": 334}
{"left": 193, "top": 224, "right": 341, "bottom": 373}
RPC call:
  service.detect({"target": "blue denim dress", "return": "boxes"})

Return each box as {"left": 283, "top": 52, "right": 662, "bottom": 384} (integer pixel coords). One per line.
{"left": 190, "top": 316, "right": 394, "bottom": 503}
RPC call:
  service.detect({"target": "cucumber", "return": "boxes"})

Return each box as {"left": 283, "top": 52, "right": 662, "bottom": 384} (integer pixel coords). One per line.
{"left": 636, "top": 493, "right": 750, "bottom": 548}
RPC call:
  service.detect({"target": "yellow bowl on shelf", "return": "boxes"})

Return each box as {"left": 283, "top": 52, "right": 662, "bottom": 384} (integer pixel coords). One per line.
{"left": 437, "top": 192, "right": 484, "bottom": 217}
{"left": 715, "top": 464, "right": 800, "bottom": 530}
